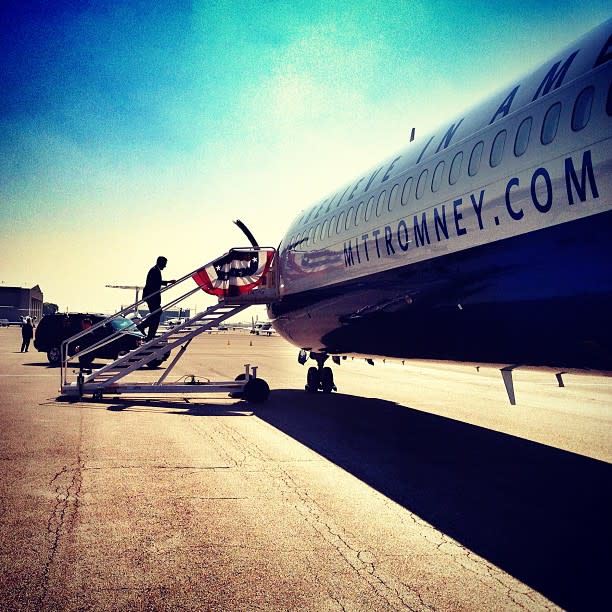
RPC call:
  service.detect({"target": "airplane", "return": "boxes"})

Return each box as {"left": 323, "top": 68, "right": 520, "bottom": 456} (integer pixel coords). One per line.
{"left": 251, "top": 322, "right": 276, "bottom": 336}
{"left": 260, "top": 19, "right": 612, "bottom": 396}
{"left": 249, "top": 315, "right": 276, "bottom": 336}
{"left": 165, "top": 317, "right": 188, "bottom": 327}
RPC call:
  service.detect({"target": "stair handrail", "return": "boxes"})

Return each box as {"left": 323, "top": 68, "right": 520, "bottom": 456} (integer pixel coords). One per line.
{"left": 81, "top": 303, "right": 249, "bottom": 388}
{"left": 63, "top": 285, "right": 203, "bottom": 364}
{"left": 59, "top": 246, "right": 277, "bottom": 385}
{"left": 60, "top": 281, "right": 200, "bottom": 386}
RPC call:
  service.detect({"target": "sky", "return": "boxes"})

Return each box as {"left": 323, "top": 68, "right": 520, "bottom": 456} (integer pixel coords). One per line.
{"left": 1, "top": 0, "right": 609, "bottom": 314}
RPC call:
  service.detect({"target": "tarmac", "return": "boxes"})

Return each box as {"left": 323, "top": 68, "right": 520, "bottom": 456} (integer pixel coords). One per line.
{"left": 0, "top": 325, "right": 610, "bottom": 611}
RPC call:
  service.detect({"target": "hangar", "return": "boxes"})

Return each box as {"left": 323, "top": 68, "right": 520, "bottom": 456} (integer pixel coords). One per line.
{"left": 0, "top": 285, "right": 44, "bottom": 323}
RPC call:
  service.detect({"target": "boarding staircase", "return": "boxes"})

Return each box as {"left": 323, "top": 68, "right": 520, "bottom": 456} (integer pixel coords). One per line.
{"left": 59, "top": 247, "right": 278, "bottom": 402}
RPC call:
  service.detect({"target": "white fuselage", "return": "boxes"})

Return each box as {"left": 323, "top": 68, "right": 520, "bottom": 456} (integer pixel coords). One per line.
{"left": 269, "top": 20, "right": 612, "bottom": 369}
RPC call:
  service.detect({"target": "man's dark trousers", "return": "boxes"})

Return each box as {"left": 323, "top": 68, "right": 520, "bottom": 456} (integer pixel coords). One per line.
{"left": 142, "top": 299, "right": 161, "bottom": 341}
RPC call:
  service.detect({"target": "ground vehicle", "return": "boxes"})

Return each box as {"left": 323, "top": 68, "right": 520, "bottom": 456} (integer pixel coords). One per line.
{"left": 165, "top": 317, "right": 186, "bottom": 327}
{"left": 33, "top": 312, "right": 165, "bottom": 366}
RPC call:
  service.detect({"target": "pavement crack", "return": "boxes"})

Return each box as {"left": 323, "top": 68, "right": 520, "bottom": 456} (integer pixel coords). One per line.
{"left": 84, "top": 464, "right": 233, "bottom": 471}
{"left": 37, "top": 413, "right": 84, "bottom": 609}
{"left": 275, "top": 464, "right": 422, "bottom": 610}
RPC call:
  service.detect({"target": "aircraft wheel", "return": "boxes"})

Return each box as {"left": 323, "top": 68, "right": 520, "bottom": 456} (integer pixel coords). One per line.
{"left": 243, "top": 378, "right": 270, "bottom": 403}
{"left": 306, "top": 366, "right": 320, "bottom": 392}
{"left": 321, "top": 367, "right": 335, "bottom": 393}
{"left": 146, "top": 358, "right": 163, "bottom": 368}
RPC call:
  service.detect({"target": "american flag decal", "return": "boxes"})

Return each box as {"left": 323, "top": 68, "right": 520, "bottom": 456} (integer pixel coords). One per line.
{"left": 192, "top": 249, "right": 274, "bottom": 297}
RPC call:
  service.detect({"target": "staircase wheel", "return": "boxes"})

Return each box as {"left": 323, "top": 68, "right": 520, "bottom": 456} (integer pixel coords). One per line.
{"left": 243, "top": 378, "right": 270, "bottom": 403}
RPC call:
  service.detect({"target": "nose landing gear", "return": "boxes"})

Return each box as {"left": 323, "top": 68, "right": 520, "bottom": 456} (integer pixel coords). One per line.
{"left": 304, "top": 352, "right": 337, "bottom": 393}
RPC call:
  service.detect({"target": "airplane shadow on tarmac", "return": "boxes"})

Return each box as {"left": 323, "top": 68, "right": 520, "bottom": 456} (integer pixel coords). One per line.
{"left": 253, "top": 389, "right": 611, "bottom": 612}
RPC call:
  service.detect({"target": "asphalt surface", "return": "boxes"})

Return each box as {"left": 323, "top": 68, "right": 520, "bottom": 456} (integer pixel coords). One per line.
{"left": 0, "top": 326, "right": 610, "bottom": 611}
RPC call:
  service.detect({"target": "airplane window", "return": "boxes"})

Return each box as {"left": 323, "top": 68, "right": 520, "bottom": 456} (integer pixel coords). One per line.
{"left": 388, "top": 184, "right": 399, "bottom": 212}
{"left": 365, "top": 196, "right": 374, "bottom": 221}
{"left": 449, "top": 151, "right": 462, "bottom": 185}
{"left": 572, "top": 86, "right": 594, "bottom": 131}
{"left": 432, "top": 161, "right": 445, "bottom": 192}
{"left": 416, "top": 169, "right": 428, "bottom": 199}
{"left": 337, "top": 211, "right": 345, "bottom": 233}
{"left": 329, "top": 216, "right": 336, "bottom": 237}
{"left": 541, "top": 102, "right": 561, "bottom": 145}
{"left": 608, "top": 80, "right": 612, "bottom": 116}
{"left": 490, "top": 130, "right": 506, "bottom": 167}
{"left": 345, "top": 207, "right": 355, "bottom": 230}
{"left": 376, "top": 191, "right": 387, "bottom": 216}
{"left": 320, "top": 222, "right": 327, "bottom": 241}
{"left": 468, "top": 141, "right": 483, "bottom": 176}
{"left": 355, "top": 201, "right": 364, "bottom": 226}
{"left": 514, "top": 117, "right": 532, "bottom": 157}
{"left": 401, "top": 177, "right": 413, "bottom": 205}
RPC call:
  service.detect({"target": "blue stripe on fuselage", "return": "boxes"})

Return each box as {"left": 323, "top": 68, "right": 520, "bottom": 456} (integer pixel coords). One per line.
{"left": 270, "top": 210, "right": 612, "bottom": 369}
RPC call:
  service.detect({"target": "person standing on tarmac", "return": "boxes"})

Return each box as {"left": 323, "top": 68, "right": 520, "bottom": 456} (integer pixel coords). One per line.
{"left": 137, "top": 256, "right": 175, "bottom": 341}
{"left": 20, "top": 316, "right": 34, "bottom": 352}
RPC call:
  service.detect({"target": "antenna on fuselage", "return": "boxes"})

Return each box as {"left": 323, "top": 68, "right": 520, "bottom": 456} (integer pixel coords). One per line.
{"left": 410, "top": 127, "right": 416, "bottom": 142}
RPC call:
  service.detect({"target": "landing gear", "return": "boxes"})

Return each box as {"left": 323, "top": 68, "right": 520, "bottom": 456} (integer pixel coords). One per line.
{"left": 321, "top": 367, "right": 334, "bottom": 394}
{"left": 304, "top": 352, "right": 337, "bottom": 393}
{"left": 306, "top": 367, "right": 319, "bottom": 393}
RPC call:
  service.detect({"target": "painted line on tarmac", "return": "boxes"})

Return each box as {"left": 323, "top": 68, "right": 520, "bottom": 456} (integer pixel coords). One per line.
{"left": 0, "top": 373, "right": 57, "bottom": 377}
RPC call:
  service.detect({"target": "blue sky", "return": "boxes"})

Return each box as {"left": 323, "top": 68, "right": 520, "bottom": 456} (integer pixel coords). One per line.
{"left": 0, "top": 0, "right": 609, "bottom": 313}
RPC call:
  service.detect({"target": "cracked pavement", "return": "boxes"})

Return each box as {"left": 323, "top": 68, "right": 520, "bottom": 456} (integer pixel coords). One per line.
{"left": 1, "top": 328, "right": 610, "bottom": 610}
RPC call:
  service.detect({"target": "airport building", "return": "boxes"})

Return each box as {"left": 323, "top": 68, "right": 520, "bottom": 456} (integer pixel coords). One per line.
{"left": 0, "top": 285, "right": 44, "bottom": 323}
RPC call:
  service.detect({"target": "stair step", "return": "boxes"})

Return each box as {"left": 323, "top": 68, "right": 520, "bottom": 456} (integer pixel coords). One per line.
{"left": 72, "top": 301, "right": 249, "bottom": 390}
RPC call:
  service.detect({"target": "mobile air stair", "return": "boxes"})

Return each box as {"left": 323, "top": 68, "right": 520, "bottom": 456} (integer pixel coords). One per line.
{"left": 59, "top": 247, "right": 278, "bottom": 403}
